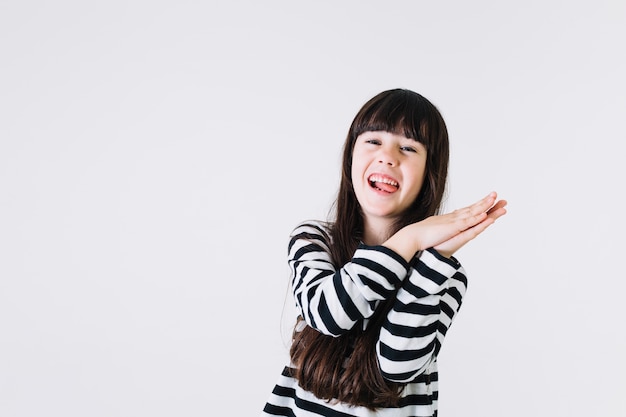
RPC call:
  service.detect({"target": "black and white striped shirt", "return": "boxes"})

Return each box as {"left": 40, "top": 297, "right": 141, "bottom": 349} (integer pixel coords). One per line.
{"left": 262, "top": 221, "right": 468, "bottom": 417}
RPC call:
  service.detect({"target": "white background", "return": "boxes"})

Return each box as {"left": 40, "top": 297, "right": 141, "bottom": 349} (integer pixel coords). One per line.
{"left": 1, "top": 1, "right": 625, "bottom": 416}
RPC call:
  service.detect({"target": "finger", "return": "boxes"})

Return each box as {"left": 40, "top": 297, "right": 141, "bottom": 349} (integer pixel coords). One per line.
{"left": 434, "top": 197, "right": 506, "bottom": 256}
{"left": 443, "top": 193, "right": 500, "bottom": 235}
{"left": 451, "top": 193, "right": 495, "bottom": 220}
{"left": 487, "top": 199, "right": 507, "bottom": 215}
{"left": 460, "top": 201, "right": 507, "bottom": 240}
{"left": 467, "top": 192, "right": 498, "bottom": 216}
{"left": 434, "top": 217, "right": 495, "bottom": 254}
{"left": 456, "top": 216, "right": 496, "bottom": 244}
{"left": 487, "top": 201, "right": 508, "bottom": 221}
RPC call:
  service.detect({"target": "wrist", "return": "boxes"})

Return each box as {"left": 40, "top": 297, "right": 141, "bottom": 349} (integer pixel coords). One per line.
{"left": 383, "top": 226, "right": 420, "bottom": 263}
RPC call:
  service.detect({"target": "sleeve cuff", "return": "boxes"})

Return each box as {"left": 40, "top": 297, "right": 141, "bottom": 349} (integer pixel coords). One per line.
{"left": 425, "top": 247, "right": 461, "bottom": 268}
{"left": 354, "top": 243, "right": 411, "bottom": 288}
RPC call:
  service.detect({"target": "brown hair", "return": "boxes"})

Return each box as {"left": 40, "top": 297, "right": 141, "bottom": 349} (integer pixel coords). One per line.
{"left": 289, "top": 89, "right": 450, "bottom": 408}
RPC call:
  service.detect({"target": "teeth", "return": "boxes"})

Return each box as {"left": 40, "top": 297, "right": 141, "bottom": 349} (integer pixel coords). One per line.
{"left": 369, "top": 175, "right": 398, "bottom": 187}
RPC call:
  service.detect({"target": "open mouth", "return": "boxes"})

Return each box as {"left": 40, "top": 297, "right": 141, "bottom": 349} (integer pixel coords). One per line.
{"left": 368, "top": 174, "right": 399, "bottom": 193}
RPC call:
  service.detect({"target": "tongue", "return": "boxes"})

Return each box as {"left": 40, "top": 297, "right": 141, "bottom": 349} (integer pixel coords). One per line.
{"left": 374, "top": 181, "right": 397, "bottom": 193}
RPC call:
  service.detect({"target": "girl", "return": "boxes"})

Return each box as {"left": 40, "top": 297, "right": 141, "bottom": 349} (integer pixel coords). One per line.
{"left": 261, "top": 88, "right": 507, "bottom": 416}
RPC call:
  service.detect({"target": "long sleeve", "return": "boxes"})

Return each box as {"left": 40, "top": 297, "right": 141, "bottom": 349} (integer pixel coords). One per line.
{"left": 376, "top": 248, "right": 468, "bottom": 383}
{"left": 289, "top": 221, "right": 409, "bottom": 336}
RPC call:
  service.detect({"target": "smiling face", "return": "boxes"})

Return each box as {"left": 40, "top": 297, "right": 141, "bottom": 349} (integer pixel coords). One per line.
{"left": 351, "top": 130, "right": 427, "bottom": 228}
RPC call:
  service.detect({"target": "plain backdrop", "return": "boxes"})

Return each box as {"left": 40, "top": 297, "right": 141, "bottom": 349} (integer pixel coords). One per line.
{"left": 1, "top": 1, "right": 625, "bottom": 416}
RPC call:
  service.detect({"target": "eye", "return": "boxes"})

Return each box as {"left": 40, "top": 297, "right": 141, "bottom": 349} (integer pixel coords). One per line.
{"left": 365, "top": 138, "right": 381, "bottom": 145}
{"left": 400, "top": 146, "right": 417, "bottom": 153}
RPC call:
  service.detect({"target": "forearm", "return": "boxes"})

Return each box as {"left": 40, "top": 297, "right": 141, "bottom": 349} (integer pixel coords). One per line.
{"left": 377, "top": 292, "right": 441, "bottom": 382}
{"left": 376, "top": 249, "right": 467, "bottom": 382}
{"left": 290, "top": 223, "right": 410, "bottom": 336}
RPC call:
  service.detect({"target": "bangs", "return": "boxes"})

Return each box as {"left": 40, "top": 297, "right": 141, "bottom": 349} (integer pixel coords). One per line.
{"left": 352, "top": 90, "right": 436, "bottom": 148}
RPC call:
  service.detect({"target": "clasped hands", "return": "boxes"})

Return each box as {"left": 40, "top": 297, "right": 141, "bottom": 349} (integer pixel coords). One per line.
{"left": 385, "top": 192, "right": 508, "bottom": 262}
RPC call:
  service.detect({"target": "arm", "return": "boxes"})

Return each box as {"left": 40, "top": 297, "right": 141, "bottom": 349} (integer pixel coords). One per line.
{"left": 289, "top": 221, "right": 410, "bottom": 337}
{"left": 373, "top": 193, "right": 506, "bottom": 381}
{"left": 377, "top": 248, "right": 468, "bottom": 383}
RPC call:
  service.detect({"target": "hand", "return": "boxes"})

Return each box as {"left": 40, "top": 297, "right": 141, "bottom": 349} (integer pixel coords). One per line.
{"left": 384, "top": 192, "right": 507, "bottom": 262}
{"left": 433, "top": 193, "right": 508, "bottom": 258}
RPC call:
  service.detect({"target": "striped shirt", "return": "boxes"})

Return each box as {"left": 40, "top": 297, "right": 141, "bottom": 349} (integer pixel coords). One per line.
{"left": 262, "top": 221, "right": 468, "bottom": 417}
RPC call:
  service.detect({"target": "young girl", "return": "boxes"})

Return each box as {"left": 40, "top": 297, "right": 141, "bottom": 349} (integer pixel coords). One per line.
{"left": 261, "top": 88, "right": 507, "bottom": 416}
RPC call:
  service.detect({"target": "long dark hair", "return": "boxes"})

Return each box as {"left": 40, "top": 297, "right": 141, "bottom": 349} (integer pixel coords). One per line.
{"left": 289, "top": 89, "right": 450, "bottom": 408}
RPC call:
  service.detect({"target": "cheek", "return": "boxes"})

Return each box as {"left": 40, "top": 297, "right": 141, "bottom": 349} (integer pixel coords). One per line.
{"left": 416, "top": 167, "right": 427, "bottom": 186}
{"left": 350, "top": 167, "right": 364, "bottom": 192}
{"left": 407, "top": 164, "right": 427, "bottom": 194}
{"left": 350, "top": 154, "right": 365, "bottom": 182}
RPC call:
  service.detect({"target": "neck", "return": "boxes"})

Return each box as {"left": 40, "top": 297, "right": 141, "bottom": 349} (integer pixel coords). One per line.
{"left": 362, "top": 215, "right": 396, "bottom": 246}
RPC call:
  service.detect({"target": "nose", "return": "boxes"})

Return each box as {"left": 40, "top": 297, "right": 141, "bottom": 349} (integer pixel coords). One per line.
{"left": 378, "top": 148, "right": 398, "bottom": 166}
